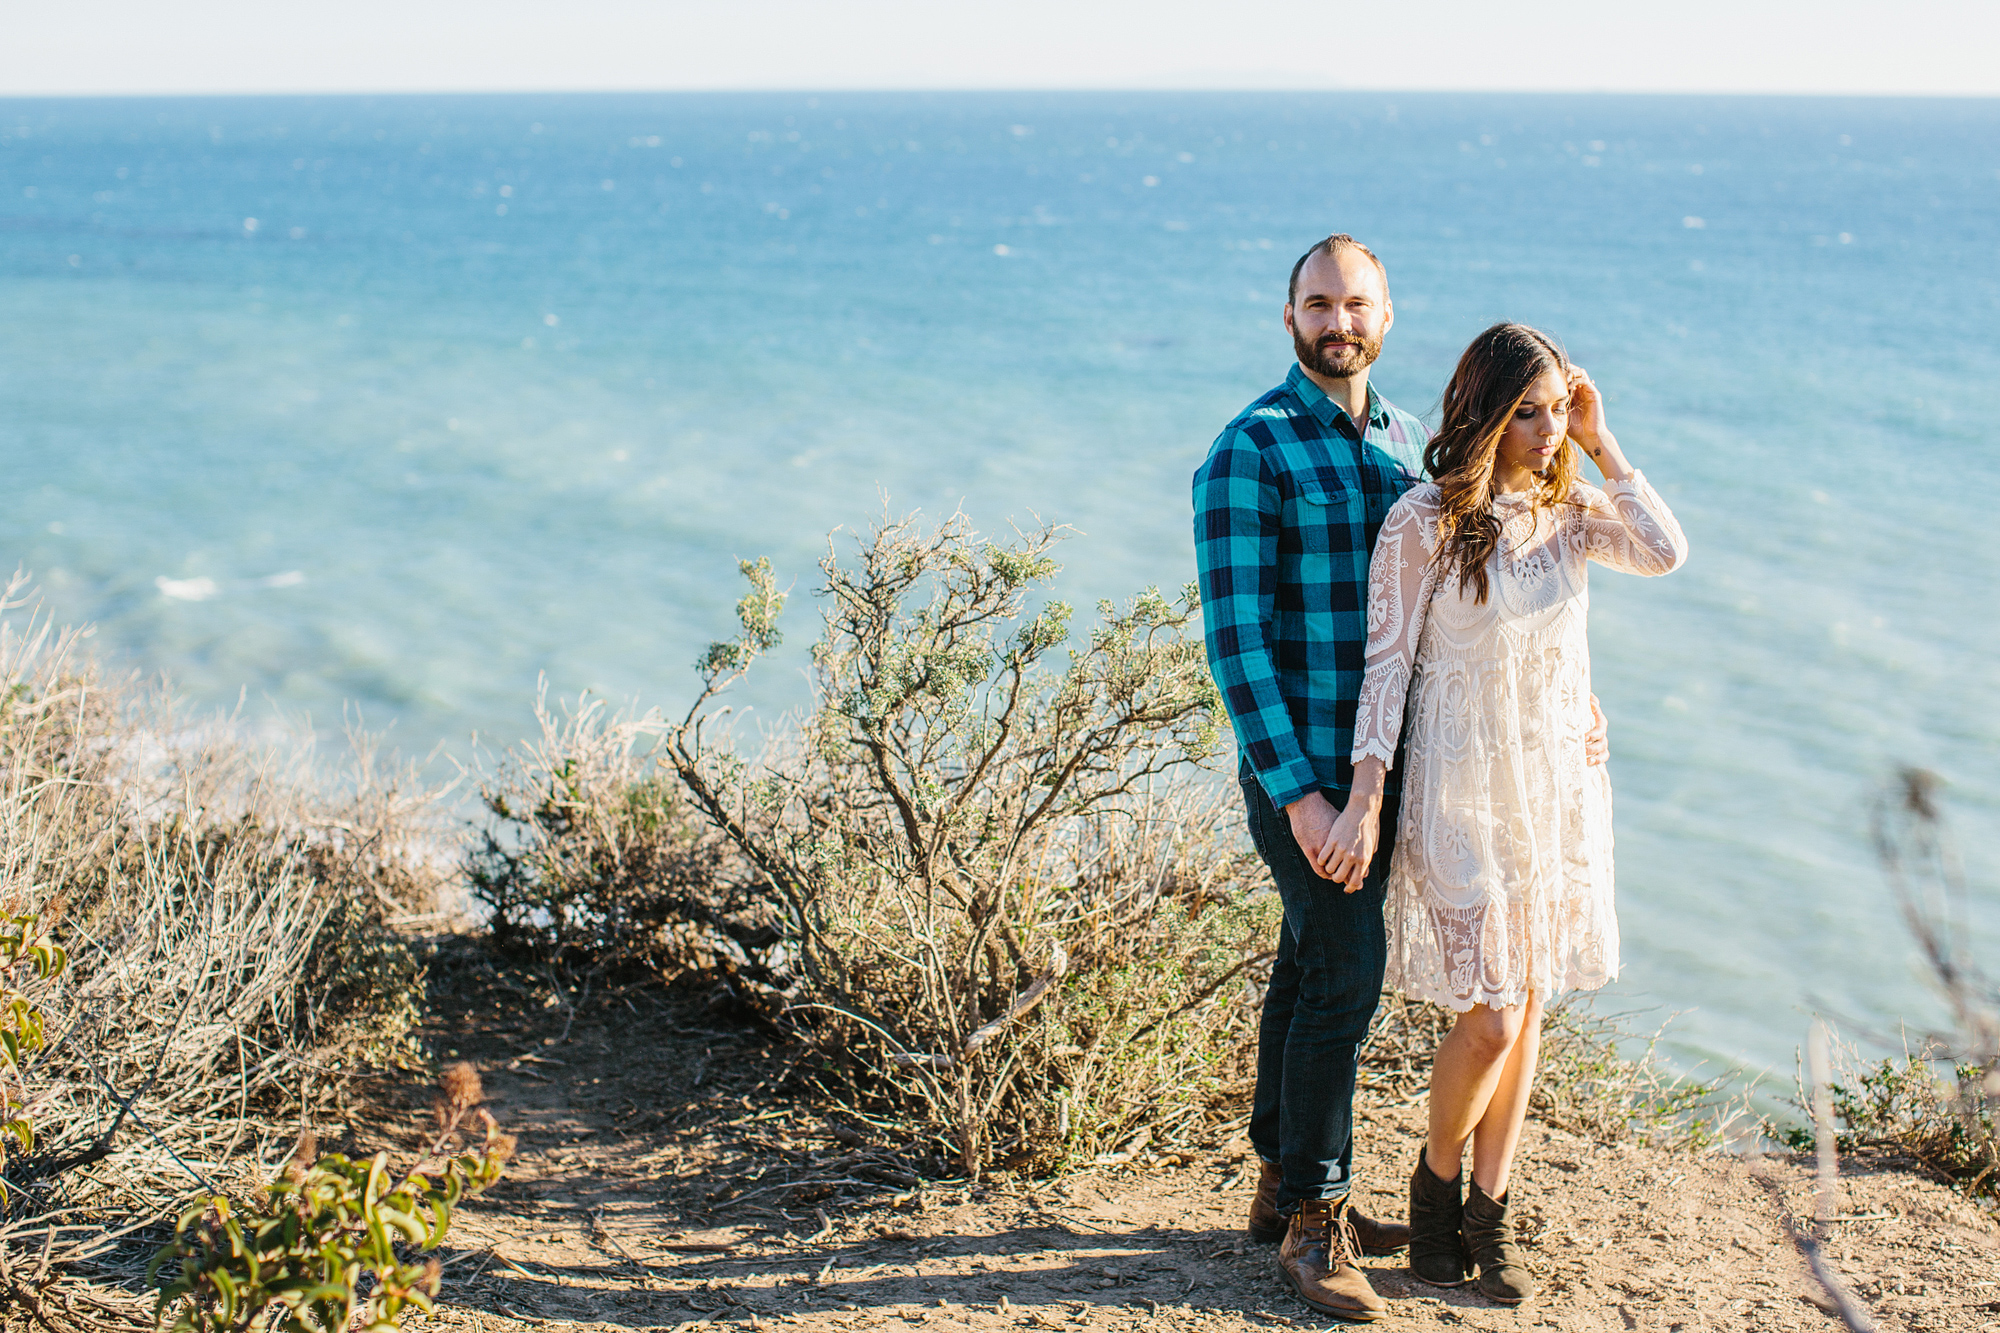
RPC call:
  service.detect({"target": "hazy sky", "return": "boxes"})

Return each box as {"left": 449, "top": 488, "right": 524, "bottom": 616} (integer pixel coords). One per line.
{"left": 5, "top": 0, "right": 1997, "bottom": 97}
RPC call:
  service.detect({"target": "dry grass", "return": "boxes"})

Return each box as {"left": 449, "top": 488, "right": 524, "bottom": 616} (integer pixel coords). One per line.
{"left": 0, "top": 577, "right": 455, "bottom": 1313}
{"left": 466, "top": 684, "right": 769, "bottom": 982}
{"left": 1351, "top": 990, "right": 1743, "bottom": 1154}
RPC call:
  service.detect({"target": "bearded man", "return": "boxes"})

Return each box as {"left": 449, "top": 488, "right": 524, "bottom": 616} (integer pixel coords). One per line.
{"left": 1192, "top": 233, "right": 1421, "bottom": 1322}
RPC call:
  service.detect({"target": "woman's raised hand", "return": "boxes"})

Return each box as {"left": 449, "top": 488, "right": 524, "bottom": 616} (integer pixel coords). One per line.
{"left": 1564, "top": 365, "right": 1636, "bottom": 482}
{"left": 1565, "top": 365, "right": 1609, "bottom": 444}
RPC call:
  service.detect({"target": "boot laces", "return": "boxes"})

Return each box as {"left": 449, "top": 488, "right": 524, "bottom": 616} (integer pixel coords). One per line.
{"left": 1296, "top": 1201, "right": 1363, "bottom": 1269}
{"left": 1332, "top": 1207, "right": 1365, "bottom": 1268}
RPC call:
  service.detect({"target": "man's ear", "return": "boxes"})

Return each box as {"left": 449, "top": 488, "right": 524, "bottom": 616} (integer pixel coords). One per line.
{"left": 1282, "top": 302, "right": 1296, "bottom": 335}
{"left": 1382, "top": 298, "right": 1395, "bottom": 335}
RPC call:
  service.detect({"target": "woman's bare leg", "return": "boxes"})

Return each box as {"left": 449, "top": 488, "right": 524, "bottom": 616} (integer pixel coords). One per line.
{"left": 1423, "top": 999, "right": 1530, "bottom": 1180}
{"left": 1468, "top": 990, "right": 1544, "bottom": 1197}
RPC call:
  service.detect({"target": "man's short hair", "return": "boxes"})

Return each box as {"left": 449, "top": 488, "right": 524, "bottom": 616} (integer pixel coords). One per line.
{"left": 1287, "top": 234, "right": 1390, "bottom": 305}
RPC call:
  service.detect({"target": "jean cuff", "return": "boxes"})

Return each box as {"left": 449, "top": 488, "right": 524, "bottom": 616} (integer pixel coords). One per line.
{"left": 1278, "top": 1185, "right": 1351, "bottom": 1215}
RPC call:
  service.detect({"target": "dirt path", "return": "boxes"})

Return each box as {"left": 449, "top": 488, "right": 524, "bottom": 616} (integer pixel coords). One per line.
{"left": 363, "top": 946, "right": 2000, "bottom": 1333}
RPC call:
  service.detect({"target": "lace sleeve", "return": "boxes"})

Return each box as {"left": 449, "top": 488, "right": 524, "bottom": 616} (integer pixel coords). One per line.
{"left": 1352, "top": 491, "right": 1440, "bottom": 772}
{"left": 1571, "top": 470, "right": 1689, "bottom": 576}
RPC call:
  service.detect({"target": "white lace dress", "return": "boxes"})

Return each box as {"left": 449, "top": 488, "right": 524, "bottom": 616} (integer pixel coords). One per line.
{"left": 1352, "top": 474, "right": 1688, "bottom": 1012}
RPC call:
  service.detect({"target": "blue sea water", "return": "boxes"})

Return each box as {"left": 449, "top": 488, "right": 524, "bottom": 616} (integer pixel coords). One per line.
{"left": 2, "top": 91, "right": 1997, "bottom": 1090}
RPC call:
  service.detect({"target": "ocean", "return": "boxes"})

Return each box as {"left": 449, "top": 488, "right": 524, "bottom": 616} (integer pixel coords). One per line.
{"left": 2, "top": 90, "right": 1996, "bottom": 1092}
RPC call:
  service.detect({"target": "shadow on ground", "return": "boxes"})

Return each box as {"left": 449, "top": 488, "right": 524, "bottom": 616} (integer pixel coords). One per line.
{"left": 337, "top": 937, "right": 2000, "bottom": 1333}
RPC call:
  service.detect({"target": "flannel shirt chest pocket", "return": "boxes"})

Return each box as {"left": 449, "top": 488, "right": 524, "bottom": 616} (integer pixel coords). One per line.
{"left": 1290, "top": 469, "right": 1363, "bottom": 558}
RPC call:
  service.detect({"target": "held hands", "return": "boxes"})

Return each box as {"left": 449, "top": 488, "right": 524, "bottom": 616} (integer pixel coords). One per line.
{"left": 1284, "top": 791, "right": 1344, "bottom": 884}
{"left": 1318, "top": 795, "right": 1381, "bottom": 894}
{"left": 1284, "top": 757, "right": 1388, "bottom": 894}
{"left": 1586, "top": 693, "right": 1609, "bottom": 767}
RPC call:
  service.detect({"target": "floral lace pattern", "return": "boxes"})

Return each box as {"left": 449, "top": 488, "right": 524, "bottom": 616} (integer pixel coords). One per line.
{"left": 1353, "top": 473, "right": 1688, "bottom": 1012}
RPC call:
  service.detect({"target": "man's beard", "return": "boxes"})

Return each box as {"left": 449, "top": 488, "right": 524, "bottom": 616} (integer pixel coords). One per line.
{"left": 1293, "top": 328, "right": 1383, "bottom": 379}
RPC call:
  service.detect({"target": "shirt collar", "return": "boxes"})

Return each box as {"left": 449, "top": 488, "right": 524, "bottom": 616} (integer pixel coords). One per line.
{"left": 1285, "top": 363, "right": 1388, "bottom": 436}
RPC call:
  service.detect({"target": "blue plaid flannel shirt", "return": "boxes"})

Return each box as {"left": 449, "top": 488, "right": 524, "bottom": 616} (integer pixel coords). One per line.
{"left": 1193, "top": 364, "right": 1430, "bottom": 810}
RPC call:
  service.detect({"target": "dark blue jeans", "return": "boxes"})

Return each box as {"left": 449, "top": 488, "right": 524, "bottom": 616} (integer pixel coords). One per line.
{"left": 1243, "top": 778, "right": 1399, "bottom": 1213}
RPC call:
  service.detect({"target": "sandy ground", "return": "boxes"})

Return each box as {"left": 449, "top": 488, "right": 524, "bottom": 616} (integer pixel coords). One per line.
{"left": 358, "top": 948, "right": 2000, "bottom": 1333}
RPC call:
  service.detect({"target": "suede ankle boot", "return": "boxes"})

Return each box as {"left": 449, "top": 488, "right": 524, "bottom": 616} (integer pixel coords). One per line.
{"left": 1247, "top": 1160, "right": 1285, "bottom": 1243}
{"left": 1406, "top": 1149, "right": 1470, "bottom": 1287}
{"left": 1461, "top": 1180, "right": 1535, "bottom": 1305}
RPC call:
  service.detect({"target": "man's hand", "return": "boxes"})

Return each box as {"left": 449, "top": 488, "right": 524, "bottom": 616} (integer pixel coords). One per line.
{"left": 1318, "top": 795, "right": 1382, "bottom": 894}
{"left": 1586, "top": 693, "right": 1609, "bottom": 767}
{"left": 1284, "top": 791, "right": 1342, "bottom": 882}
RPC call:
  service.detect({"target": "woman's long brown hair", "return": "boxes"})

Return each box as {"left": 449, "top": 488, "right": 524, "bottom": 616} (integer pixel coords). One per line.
{"left": 1422, "top": 322, "right": 1580, "bottom": 604}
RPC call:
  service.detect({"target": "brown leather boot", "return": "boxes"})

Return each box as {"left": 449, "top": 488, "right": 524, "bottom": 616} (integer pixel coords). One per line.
{"left": 1248, "top": 1159, "right": 1285, "bottom": 1243}
{"left": 1462, "top": 1181, "right": 1535, "bottom": 1305}
{"left": 1250, "top": 1160, "right": 1410, "bottom": 1253}
{"left": 1276, "top": 1198, "right": 1386, "bottom": 1323}
{"left": 1407, "top": 1148, "right": 1470, "bottom": 1287}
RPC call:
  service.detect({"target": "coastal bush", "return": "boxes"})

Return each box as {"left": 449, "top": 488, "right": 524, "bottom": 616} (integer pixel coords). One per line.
{"left": 660, "top": 514, "right": 1270, "bottom": 1177}
{"left": 1782, "top": 1037, "right": 1998, "bottom": 1201}
{"left": 1772, "top": 769, "right": 2000, "bottom": 1201}
{"left": 466, "top": 687, "right": 774, "bottom": 982}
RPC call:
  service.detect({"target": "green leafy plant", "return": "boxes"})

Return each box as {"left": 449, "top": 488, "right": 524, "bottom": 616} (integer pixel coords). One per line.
{"left": 148, "top": 1063, "right": 513, "bottom": 1333}
{"left": 1778, "top": 1036, "right": 1998, "bottom": 1201}
{"left": 0, "top": 908, "right": 67, "bottom": 1191}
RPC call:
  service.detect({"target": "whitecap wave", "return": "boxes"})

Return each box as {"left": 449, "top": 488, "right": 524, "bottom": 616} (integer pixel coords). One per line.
{"left": 155, "top": 576, "right": 219, "bottom": 602}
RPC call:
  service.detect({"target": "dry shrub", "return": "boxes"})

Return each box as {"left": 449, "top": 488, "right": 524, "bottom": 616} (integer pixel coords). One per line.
{"left": 1530, "top": 1000, "right": 1744, "bottom": 1149}
{"left": 662, "top": 514, "right": 1273, "bottom": 1177}
{"left": 0, "top": 577, "right": 452, "bottom": 1253}
{"left": 466, "top": 684, "right": 771, "bottom": 979}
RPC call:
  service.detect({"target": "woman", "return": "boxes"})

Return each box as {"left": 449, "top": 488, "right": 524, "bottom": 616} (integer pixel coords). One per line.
{"left": 1325, "top": 323, "right": 1688, "bottom": 1303}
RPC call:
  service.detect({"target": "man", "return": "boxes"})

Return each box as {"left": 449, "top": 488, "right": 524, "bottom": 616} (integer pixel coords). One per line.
{"left": 1192, "top": 233, "right": 1424, "bottom": 1323}
{"left": 1194, "top": 236, "right": 1614, "bottom": 1322}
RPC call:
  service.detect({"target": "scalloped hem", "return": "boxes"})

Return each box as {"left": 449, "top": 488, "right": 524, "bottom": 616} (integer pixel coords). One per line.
{"left": 1352, "top": 740, "right": 1399, "bottom": 770}
{"left": 1393, "top": 971, "right": 1617, "bottom": 1015}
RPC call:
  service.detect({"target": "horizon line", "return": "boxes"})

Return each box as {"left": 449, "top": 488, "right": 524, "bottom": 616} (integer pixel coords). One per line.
{"left": 4, "top": 85, "right": 1998, "bottom": 102}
